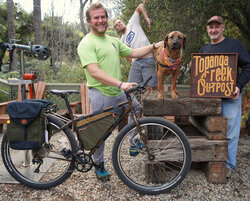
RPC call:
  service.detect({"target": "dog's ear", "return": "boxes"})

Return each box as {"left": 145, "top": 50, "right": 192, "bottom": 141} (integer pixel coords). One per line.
{"left": 183, "top": 34, "right": 186, "bottom": 49}
{"left": 164, "top": 34, "right": 169, "bottom": 48}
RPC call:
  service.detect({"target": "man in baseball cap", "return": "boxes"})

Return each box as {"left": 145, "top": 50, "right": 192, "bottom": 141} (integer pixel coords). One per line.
{"left": 206, "top": 16, "right": 225, "bottom": 44}
{"left": 207, "top": 15, "right": 224, "bottom": 25}
{"left": 200, "top": 15, "right": 250, "bottom": 179}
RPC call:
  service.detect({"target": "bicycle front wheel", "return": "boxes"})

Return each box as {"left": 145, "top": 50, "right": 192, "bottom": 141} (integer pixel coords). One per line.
{"left": 1, "top": 114, "right": 77, "bottom": 189}
{"left": 112, "top": 117, "right": 191, "bottom": 195}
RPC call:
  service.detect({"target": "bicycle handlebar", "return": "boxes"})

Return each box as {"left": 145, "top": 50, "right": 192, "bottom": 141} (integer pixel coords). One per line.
{"left": 1, "top": 42, "right": 31, "bottom": 51}
{"left": 125, "top": 76, "right": 152, "bottom": 95}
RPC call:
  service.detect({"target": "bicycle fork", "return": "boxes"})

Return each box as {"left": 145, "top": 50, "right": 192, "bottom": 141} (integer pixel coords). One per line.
{"left": 130, "top": 106, "right": 154, "bottom": 161}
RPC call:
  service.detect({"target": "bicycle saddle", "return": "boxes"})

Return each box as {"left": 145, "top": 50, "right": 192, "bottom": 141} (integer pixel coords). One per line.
{"left": 50, "top": 89, "right": 79, "bottom": 95}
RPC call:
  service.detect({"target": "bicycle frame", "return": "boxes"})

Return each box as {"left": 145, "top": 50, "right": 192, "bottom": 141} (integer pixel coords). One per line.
{"left": 46, "top": 91, "right": 148, "bottom": 163}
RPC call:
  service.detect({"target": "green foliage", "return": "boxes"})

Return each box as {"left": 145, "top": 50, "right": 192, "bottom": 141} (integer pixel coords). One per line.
{"left": 34, "top": 59, "right": 86, "bottom": 83}
{"left": 0, "top": 2, "right": 34, "bottom": 44}
{"left": 42, "top": 16, "right": 83, "bottom": 66}
{"left": 0, "top": 86, "right": 8, "bottom": 103}
{"left": 0, "top": 2, "right": 8, "bottom": 42}
{"left": 120, "top": 58, "right": 130, "bottom": 82}
{"left": 116, "top": 0, "right": 250, "bottom": 84}
{"left": 241, "top": 105, "right": 250, "bottom": 128}
{"left": 0, "top": 70, "right": 19, "bottom": 79}
{"left": 15, "top": 10, "right": 34, "bottom": 44}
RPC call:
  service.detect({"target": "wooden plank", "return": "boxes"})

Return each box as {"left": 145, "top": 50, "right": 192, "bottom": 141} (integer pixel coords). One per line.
{"left": 201, "top": 116, "right": 227, "bottom": 133}
{"left": 145, "top": 137, "right": 227, "bottom": 184}
{"left": 189, "top": 116, "right": 227, "bottom": 140}
{"left": 148, "top": 136, "right": 227, "bottom": 162}
{"left": 86, "top": 86, "right": 91, "bottom": 114}
{"left": 80, "top": 83, "right": 86, "bottom": 114}
{"left": 34, "top": 81, "right": 46, "bottom": 99}
{"left": 0, "top": 114, "right": 9, "bottom": 124}
{"left": 145, "top": 162, "right": 166, "bottom": 184}
{"left": 205, "top": 162, "right": 226, "bottom": 183}
{"left": 17, "top": 81, "right": 46, "bottom": 100}
{"left": 143, "top": 91, "right": 222, "bottom": 116}
{"left": 188, "top": 137, "right": 227, "bottom": 162}
{"left": 80, "top": 82, "right": 92, "bottom": 115}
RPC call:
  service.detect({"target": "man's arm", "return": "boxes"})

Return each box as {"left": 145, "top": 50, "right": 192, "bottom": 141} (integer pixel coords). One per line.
{"left": 136, "top": 3, "right": 151, "bottom": 30}
{"left": 86, "top": 63, "right": 137, "bottom": 90}
{"left": 129, "top": 41, "right": 163, "bottom": 58}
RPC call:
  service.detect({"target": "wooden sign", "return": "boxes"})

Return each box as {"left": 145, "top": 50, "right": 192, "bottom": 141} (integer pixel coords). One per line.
{"left": 190, "top": 53, "right": 237, "bottom": 98}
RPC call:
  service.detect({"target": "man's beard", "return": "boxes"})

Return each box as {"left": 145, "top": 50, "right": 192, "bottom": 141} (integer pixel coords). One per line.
{"left": 92, "top": 24, "right": 107, "bottom": 35}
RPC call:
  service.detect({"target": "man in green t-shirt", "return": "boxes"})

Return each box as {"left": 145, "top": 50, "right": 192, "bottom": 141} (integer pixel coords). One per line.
{"left": 77, "top": 2, "right": 162, "bottom": 181}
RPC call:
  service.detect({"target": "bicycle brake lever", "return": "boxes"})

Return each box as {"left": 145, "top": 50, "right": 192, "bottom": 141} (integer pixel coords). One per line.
{"left": 138, "top": 87, "right": 146, "bottom": 94}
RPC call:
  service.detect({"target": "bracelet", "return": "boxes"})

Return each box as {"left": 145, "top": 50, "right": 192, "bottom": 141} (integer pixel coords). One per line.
{"left": 118, "top": 82, "right": 123, "bottom": 89}
{"left": 152, "top": 42, "right": 156, "bottom": 49}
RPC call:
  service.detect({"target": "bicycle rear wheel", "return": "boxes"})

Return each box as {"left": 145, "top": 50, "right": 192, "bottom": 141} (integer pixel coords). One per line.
{"left": 1, "top": 114, "right": 77, "bottom": 189}
{"left": 112, "top": 117, "right": 191, "bottom": 195}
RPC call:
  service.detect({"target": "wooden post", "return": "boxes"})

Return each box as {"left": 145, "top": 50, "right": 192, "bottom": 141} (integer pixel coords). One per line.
{"left": 205, "top": 162, "right": 227, "bottom": 183}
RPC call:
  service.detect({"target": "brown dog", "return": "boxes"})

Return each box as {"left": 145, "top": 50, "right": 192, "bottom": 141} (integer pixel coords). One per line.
{"left": 155, "top": 31, "right": 186, "bottom": 99}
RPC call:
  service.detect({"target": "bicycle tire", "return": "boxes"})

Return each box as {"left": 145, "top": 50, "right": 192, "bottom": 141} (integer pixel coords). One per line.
{"left": 112, "top": 117, "right": 191, "bottom": 195}
{"left": 1, "top": 114, "right": 77, "bottom": 189}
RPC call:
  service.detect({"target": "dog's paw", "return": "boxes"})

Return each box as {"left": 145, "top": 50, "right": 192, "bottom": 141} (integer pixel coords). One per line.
{"left": 171, "top": 93, "right": 179, "bottom": 99}
{"left": 157, "top": 93, "right": 164, "bottom": 99}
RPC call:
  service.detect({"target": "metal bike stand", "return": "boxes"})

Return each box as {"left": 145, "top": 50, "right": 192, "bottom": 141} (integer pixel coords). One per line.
{"left": 8, "top": 49, "right": 37, "bottom": 167}
{"left": 7, "top": 49, "right": 37, "bottom": 100}
{"left": 23, "top": 150, "right": 32, "bottom": 167}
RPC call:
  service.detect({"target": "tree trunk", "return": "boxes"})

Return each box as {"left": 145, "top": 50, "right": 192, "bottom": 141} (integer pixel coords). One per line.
{"left": 6, "top": 0, "right": 17, "bottom": 71}
{"left": 33, "top": 0, "right": 43, "bottom": 45}
{"left": 50, "top": 1, "right": 56, "bottom": 73}
{"left": 79, "top": 0, "right": 91, "bottom": 35}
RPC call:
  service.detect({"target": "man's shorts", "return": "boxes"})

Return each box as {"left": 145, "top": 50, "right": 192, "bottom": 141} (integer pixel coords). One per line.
{"left": 128, "top": 57, "right": 158, "bottom": 87}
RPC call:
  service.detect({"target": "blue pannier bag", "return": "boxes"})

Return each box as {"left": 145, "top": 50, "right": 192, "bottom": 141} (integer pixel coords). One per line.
{"left": 6, "top": 100, "right": 51, "bottom": 150}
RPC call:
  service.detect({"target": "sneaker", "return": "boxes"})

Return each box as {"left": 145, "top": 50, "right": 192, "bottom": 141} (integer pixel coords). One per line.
{"left": 129, "top": 142, "right": 143, "bottom": 157}
{"left": 94, "top": 162, "right": 110, "bottom": 181}
{"left": 226, "top": 167, "right": 233, "bottom": 178}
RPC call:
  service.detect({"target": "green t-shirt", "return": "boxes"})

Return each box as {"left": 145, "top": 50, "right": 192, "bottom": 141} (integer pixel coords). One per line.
{"left": 77, "top": 33, "right": 132, "bottom": 97}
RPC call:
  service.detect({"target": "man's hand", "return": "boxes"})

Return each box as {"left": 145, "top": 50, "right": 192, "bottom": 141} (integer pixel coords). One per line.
{"left": 145, "top": 18, "right": 151, "bottom": 30}
{"left": 154, "top": 41, "right": 164, "bottom": 49}
{"left": 233, "top": 86, "right": 240, "bottom": 100}
{"left": 120, "top": 82, "right": 137, "bottom": 90}
{"left": 125, "top": 56, "right": 132, "bottom": 62}
{"left": 137, "top": 3, "right": 151, "bottom": 30}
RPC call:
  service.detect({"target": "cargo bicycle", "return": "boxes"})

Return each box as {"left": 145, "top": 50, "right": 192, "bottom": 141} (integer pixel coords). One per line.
{"left": 1, "top": 77, "right": 191, "bottom": 195}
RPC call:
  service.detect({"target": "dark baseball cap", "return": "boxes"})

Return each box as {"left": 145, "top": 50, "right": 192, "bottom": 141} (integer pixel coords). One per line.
{"left": 207, "top": 16, "right": 224, "bottom": 25}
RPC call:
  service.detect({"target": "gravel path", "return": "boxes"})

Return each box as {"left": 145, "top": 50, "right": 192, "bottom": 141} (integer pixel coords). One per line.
{"left": 0, "top": 133, "right": 249, "bottom": 201}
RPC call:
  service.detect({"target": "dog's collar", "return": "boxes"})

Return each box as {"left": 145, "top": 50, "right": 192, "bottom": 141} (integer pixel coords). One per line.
{"left": 157, "top": 62, "right": 170, "bottom": 68}
{"left": 162, "top": 49, "right": 182, "bottom": 70}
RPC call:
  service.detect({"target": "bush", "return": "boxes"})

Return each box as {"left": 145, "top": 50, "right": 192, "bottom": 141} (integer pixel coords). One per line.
{"left": 0, "top": 86, "right": 9, "bottom": 103}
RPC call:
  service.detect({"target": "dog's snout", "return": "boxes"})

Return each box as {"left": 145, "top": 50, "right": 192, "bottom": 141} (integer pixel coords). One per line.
{"left": 170, "top": 41, "right": 180, "bottom": 49}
